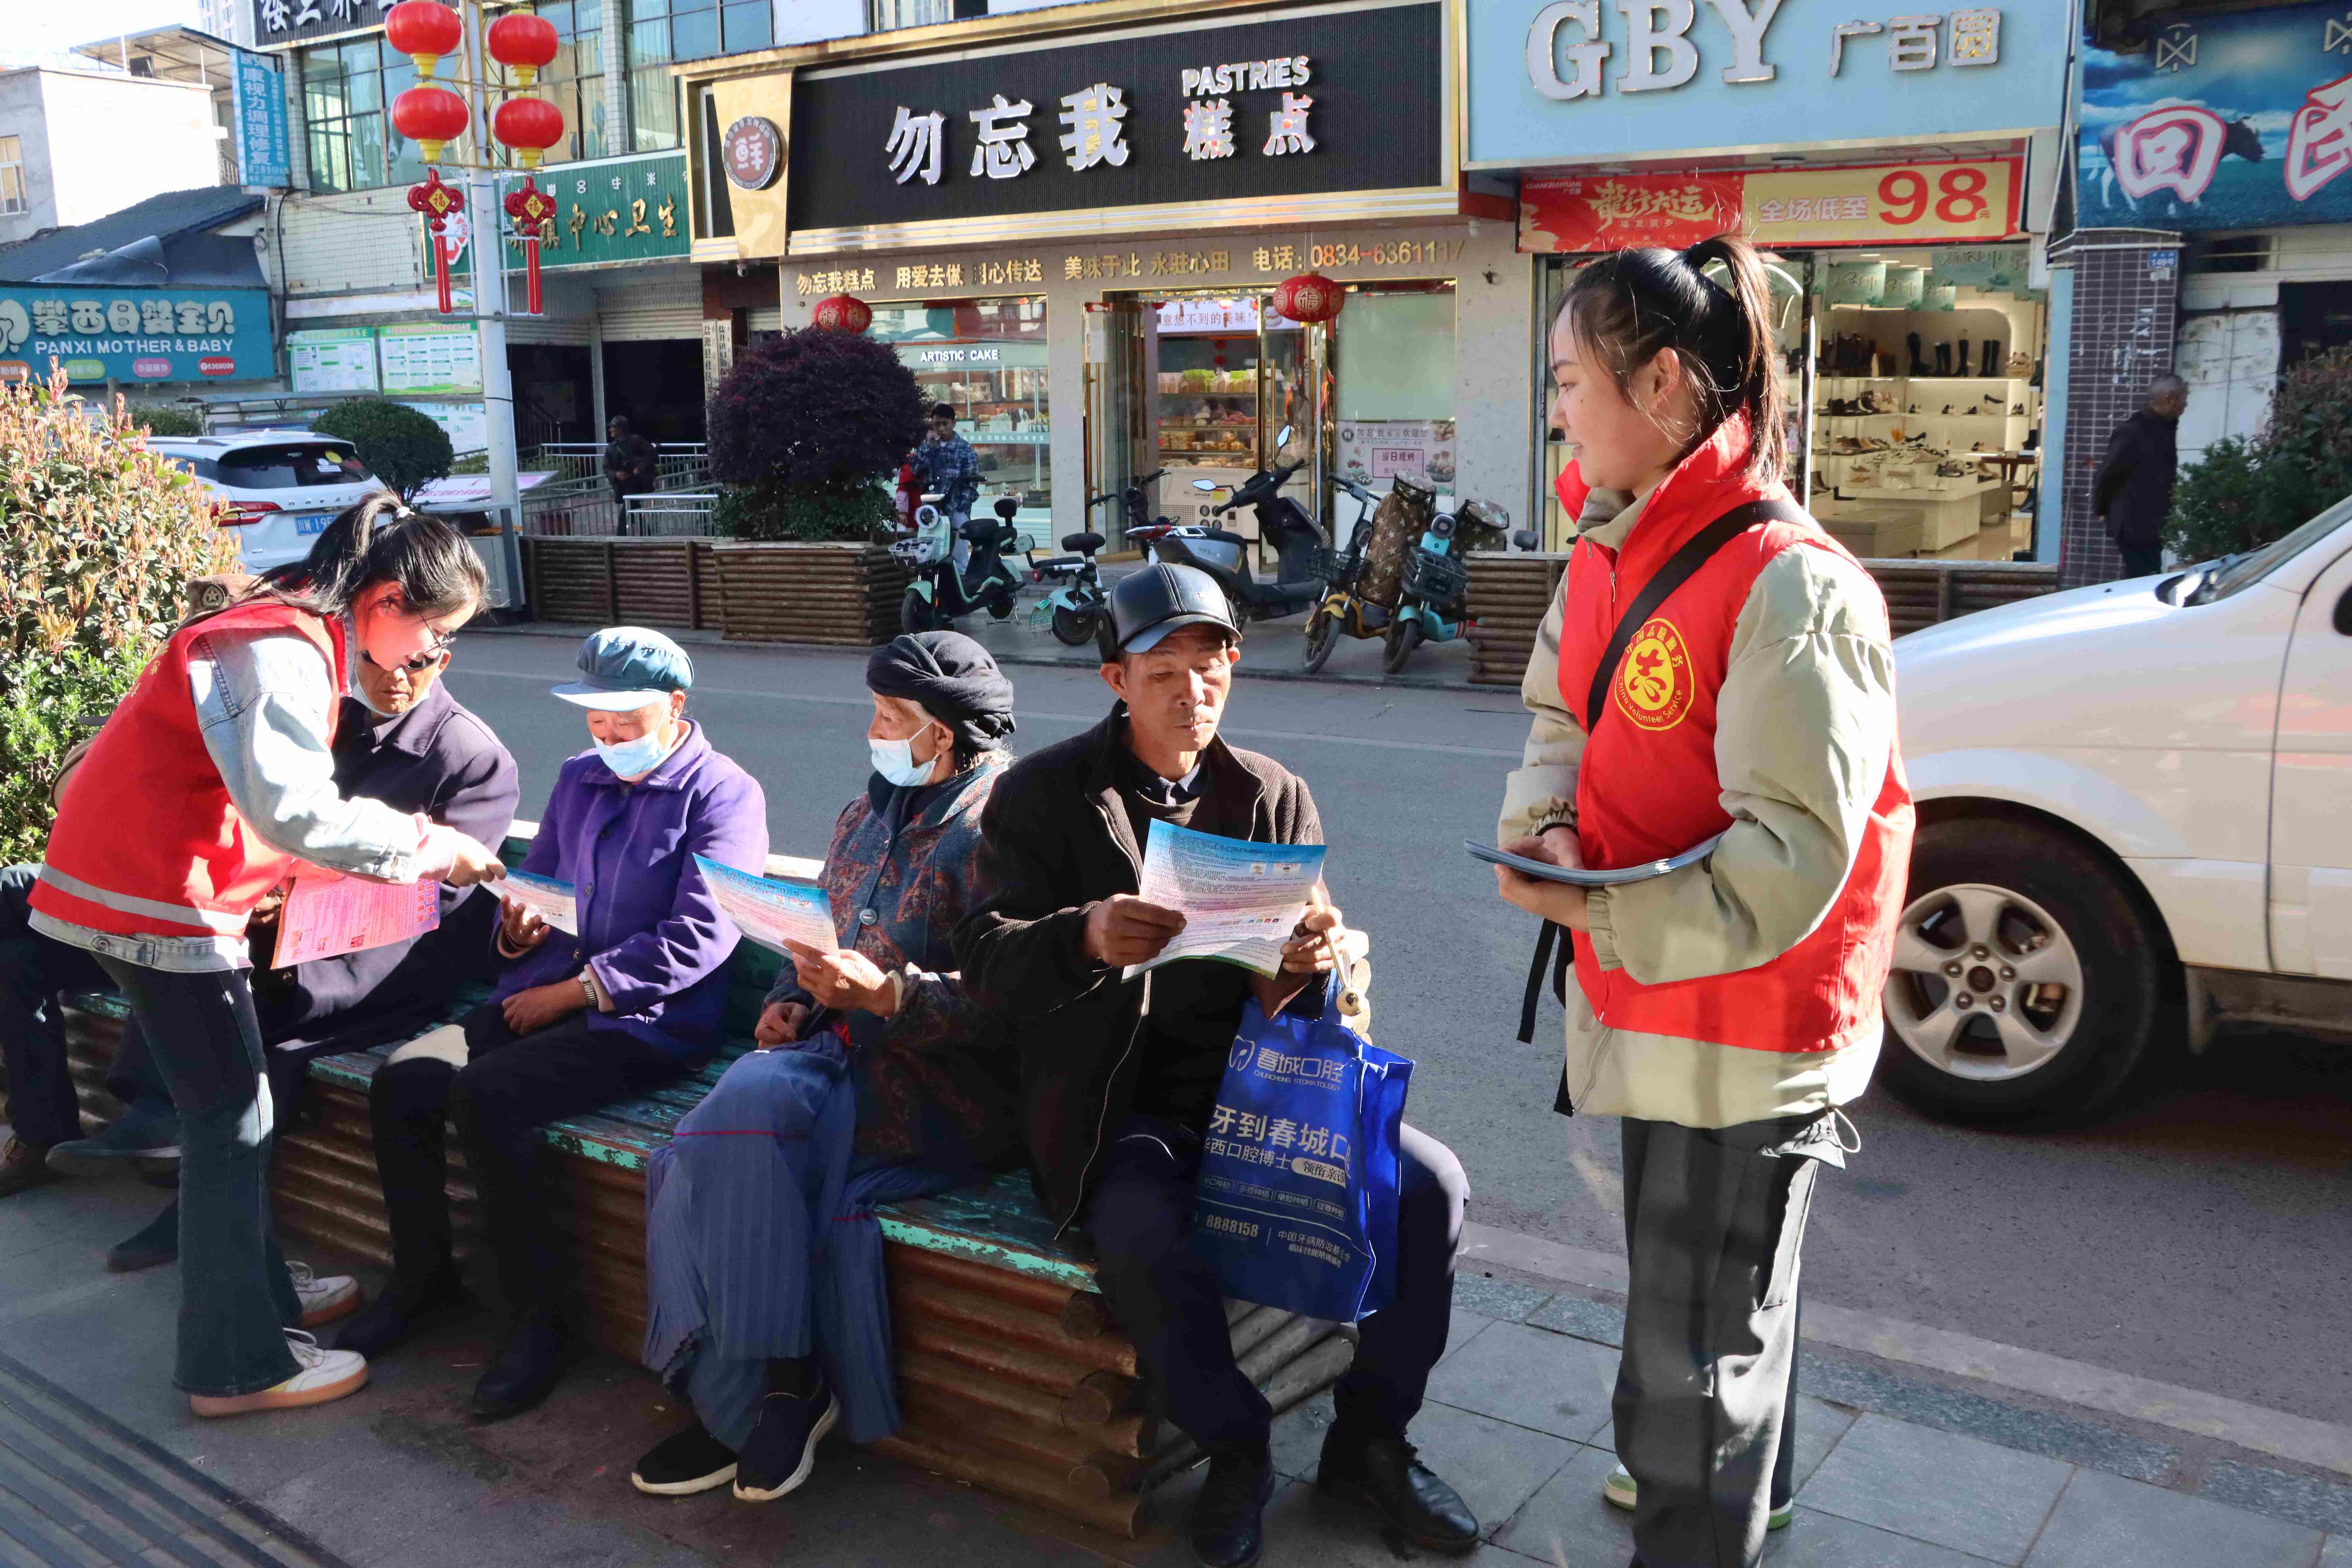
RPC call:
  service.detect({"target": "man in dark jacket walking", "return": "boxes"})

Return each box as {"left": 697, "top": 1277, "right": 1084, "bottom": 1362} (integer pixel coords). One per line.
{"left": 2093, "top": 374, "right": 2188, "bottom": 579}
{"left": 954, "top": 565, "right": 1476, "bottom": 1568}
{"left": 604, "top": 416, "right": 658, "bottom": 525}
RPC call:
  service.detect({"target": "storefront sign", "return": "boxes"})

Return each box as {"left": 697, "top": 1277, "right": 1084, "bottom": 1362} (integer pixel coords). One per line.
{"left": 376, "top": 322, "right": 482, "bottom": 395}
{"left": 2079, "top": 0, "right": 2352, "bottom": 230}
{"left": 782, "top": 2, "right": 1447, "bottom": 247}
{"left": 231, "top": 49, "right": 291, "bottom": 188}
{"left": 1518, "top": 157, "right": 2022, "bottom": 251}
{"left": 1467, "top": 0, "right": 2068, "bottom": 167}
{"left": 289, "top": 326, "right": 380, "bottom": 393}
{"left": 0, "top": 286, "right": 270, "bottom": 384}
{"left": 1337, "top": 419, "right": 1456, "bottom": 486}
{"left": 250, "top": 0, "right": 392, "bottom": 50}
{"left": 501, "top": 153, "right": 689, "bottom": 273}
{"left": 724, "top": 118, "right": 783, "bottom": 191}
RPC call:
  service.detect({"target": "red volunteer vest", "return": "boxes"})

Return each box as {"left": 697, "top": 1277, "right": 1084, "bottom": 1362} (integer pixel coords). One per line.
{"left": 1555, "top": 426, "right": 1914, "bottom": 1054}
{"left": 31, "top": 599, "right": 347, "bottom": 943}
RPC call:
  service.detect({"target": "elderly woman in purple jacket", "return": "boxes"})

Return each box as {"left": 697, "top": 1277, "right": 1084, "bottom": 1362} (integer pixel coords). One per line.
{"left": 342, "top": 627, "right": 769, "bottom": 1422}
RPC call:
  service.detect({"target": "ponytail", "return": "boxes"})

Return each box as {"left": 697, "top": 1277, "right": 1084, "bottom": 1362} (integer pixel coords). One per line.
{"left": 1554, "top": 234, "right": 1787, "bottom": 485}
{"left": 234, "top": 491, "right": 486, "bottom": 623}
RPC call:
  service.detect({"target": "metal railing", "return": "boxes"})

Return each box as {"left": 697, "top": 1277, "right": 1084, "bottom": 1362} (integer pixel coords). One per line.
{"left": 619, "top": 492, "right": 720, "bottom": 536}
{"left": 518, "top": 448, "right": 716, "bottom": 538}
{"left": 521, "top": 442, "right": 709, "bottom": 490}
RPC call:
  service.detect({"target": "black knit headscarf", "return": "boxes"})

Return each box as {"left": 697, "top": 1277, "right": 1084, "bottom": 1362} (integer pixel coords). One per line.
{"left": 864, "top": 632, "right": 1016, "bottom": 753}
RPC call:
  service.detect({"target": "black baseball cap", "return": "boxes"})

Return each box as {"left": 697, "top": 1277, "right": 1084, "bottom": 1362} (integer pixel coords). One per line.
{"left": 1108, "top": 563, "right": 1240, "bottom": 654}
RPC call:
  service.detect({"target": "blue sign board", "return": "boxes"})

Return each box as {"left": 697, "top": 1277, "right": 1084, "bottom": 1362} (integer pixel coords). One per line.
{"left": 0, "top": 287, "right": 274, "bottom": 385}
{"left": 1465, "top": 0, "right": 2071, "bottom": 169}
{"left": 232, "top": 49, "right": 291, "bottom": 189}
{"left": 2079, "top": 2, "right": 2352, "bottom": 231}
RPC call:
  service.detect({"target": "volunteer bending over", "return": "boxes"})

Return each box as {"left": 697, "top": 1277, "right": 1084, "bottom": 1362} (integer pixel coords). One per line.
{"left": 1492, "top": 236, "right": 1913, "bottom": 1568}
{"left": 631, "top": 632, "right": 1020, "bottom": 1505}
{"left": 28, "top": 495, "right": 505, "bottom": 1418}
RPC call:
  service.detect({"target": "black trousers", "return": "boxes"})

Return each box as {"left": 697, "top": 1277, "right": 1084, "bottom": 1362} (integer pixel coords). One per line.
{"left": 1615, "top": 1112, "right": 1844, "bottom": 1568}
{"left": 1087, "top": 1113, "right": 1467, "bottom": 1452}
{"left": 368, "top": 1002, "right": 685, "bottom": 1314}
{"left": 2118, "top": 543, "right": 2164, "bottom": 579}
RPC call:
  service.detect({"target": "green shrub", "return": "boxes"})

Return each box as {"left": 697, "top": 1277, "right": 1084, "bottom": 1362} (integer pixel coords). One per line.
{"left": 2167, "top": 346, "right": 2352, "bottom": 560}
{"left": 0, "top": 367, "right": 239, "bottom": 862}
{"left": 312, "top": 398, "right": 455, "bottom": 499}
{"left": 133, "top": 405, "right": 205, "bottom": 437}
{"left": 714, "top": 480, "right": 896, "bottom": 542}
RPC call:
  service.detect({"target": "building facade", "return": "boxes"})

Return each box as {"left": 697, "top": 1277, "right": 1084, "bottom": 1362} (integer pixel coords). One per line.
{"left": 0, "top": 64, "right": 222, "bottom": 247}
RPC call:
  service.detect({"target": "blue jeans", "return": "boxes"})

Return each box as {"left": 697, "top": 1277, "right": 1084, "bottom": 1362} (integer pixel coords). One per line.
{"left": 93, "top": 956, "right": 302, "bottom": 1396}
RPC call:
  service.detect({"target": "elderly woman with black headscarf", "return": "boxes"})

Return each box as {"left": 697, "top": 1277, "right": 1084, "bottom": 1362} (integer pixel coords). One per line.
{"left": 629, "top": 633, "right": 1021, "bottom": 1506}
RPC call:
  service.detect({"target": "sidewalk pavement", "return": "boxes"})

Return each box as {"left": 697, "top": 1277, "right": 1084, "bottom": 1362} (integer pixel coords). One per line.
{"left": 2, "top": 1156, "right": 2344, "bottom": 1568}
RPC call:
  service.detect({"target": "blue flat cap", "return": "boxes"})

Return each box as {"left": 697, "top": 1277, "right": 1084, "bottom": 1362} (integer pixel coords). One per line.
{"left": 550, "top": 626, "right": 694, "bottom": 710}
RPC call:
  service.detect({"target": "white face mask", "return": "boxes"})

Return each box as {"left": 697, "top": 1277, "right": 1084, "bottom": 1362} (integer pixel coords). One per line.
{"left": 594, "top": 724, "right": 675, "bottom": 779}
{"left": 869, "top": 726, "right": 943, "bottom": 788}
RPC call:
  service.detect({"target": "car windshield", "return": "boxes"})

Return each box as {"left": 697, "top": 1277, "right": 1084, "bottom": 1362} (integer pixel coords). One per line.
{"left": 2183, "top": 491, "right": 2352, "bottom": 604}
{"left": 217, "top": 443, "right": 371, "bottom": 490}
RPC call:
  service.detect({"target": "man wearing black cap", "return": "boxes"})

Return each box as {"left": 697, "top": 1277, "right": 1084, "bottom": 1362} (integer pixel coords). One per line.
{"left": 955, "top": 565, "right": 1476, "bottom": 1568}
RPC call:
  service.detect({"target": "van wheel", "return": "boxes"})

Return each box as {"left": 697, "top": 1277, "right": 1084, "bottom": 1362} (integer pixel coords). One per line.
{"left": 1878, "top": 818, "right": 2165, "bottom": 1127}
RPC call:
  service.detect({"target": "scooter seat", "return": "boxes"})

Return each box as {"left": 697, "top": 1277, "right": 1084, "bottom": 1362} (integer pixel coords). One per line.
{"left": 1062, "top": 531, "right": 1106, "bottom": 553}
{"left": 1031, "top": 555, "right": 1082, "bottom": 572}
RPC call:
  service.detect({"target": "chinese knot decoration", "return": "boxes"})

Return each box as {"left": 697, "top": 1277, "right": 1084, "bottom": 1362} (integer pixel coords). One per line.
{"left": 811, "top": 294, "right": 873, "bottom": 334}
{"left": 408, "top": 167, "right": 466, "bottom": 315}
{"left": 1272, "top": 272, "right": 1345, "bottom": 324}
{"left": 504, "top": 176, "right": 558, "bottom": 316}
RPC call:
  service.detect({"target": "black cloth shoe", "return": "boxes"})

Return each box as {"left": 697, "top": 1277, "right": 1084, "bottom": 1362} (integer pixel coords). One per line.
{"left": 1317, "top": 1424, "right": 1479, "bottom": 1554}
{"left": 733, "top": 1379, "right": 840, "bottom": 1502}
{"left": 470, "top": 1308, "right": 570, "bottom": 1421}
{"left": 106, "top": 1203, "right": 179, "bottom": 1272}
{"left": 335, "top": 1267, "right": 473, "bottom": 1358}
{"left": 0, "top": 1136, "right": 55, "bottom": 1199}
{"left": 631, "top": 1421, "right": 739, "bottom": 1496}
{"left": 1189, "top": 1443, "right": 1274, "bottom": 1568}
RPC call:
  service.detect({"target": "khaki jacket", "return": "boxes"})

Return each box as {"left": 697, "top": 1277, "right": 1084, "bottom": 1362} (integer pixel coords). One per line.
{"left": 1496, "top": 486, "right": 1900, "bottom": 1128}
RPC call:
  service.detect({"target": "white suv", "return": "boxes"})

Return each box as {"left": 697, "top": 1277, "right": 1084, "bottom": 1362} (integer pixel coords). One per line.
{"left": 148, "top": 432, "right": 389, "bottom": 575}
{"left": 1887, "top": 494, "right": 2352, "bottom": 1123}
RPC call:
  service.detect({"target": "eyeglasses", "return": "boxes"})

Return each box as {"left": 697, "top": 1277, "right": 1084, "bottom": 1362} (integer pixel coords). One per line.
{"left": 365, "top": 633, "right": 453, "bottom": 675}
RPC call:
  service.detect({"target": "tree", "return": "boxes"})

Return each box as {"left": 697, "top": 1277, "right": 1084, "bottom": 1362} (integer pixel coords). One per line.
{"left": 2167, "top": 346, "right": 2352, "bottom": 561}
{"left": 313, "top": 397, "right": 455, "bottom": 500}
{"left": 0, "top": 367, "right": 239, "bottom": 861}
{"left": 706, "top": 327, "right": 925, "bottom": 541}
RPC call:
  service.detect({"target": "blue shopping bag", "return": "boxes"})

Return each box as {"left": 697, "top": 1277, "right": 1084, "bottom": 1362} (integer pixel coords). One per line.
{"left": 1190, "top": 998, "right": 1414, "bottom": 1324}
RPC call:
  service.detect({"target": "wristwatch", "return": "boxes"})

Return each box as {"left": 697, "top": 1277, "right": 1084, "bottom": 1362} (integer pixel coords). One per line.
{"left": 577, "top": 969, "right": 598, "bottom": 1009}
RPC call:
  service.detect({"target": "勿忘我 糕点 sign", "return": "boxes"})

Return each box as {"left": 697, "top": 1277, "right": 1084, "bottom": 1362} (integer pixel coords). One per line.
{"left": 0, "top": 287, "right": 271, "bottom": 385}
{"left": 779, "top": 2, "right": 1446, "bottom": 247}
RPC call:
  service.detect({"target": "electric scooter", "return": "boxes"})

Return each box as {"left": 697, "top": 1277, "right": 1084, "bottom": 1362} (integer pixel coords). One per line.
{"left": 1298, "top": 474, "right": 1387, "bottom": 672}
{"left": 1163, "top": 427, "right": 1328, "bottom": 624}
{"left": 1026, "top": 468, "right": 1168, "bottom": 645}
{"left": 892, "top": 495, "right": 1025, "bottom": 632}
{"left": 1381, "top": 496, "right": 1513, "bottom": 673}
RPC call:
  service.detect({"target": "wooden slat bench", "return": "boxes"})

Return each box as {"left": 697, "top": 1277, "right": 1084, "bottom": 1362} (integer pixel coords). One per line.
{"left": 28, "top": 832, "right": 1354, "bottom": 1538}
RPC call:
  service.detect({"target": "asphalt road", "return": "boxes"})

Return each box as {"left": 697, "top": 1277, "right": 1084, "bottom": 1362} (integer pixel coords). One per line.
{"left": 446, "top": 631, "right": 2352, "bottom": 1428}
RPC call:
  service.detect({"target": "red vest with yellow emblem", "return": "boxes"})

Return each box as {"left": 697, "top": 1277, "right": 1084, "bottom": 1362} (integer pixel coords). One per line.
{"left": 1553, "top": 424, "right": 1913, "bottom": 1054}
{"left": 30, "top": 599, "right": 347, "bottom": 944}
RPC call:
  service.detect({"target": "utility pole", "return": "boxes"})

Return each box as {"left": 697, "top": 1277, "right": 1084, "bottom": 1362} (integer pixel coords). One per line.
{"left": 459, "top": 0, "right": 523, "bottom": 609}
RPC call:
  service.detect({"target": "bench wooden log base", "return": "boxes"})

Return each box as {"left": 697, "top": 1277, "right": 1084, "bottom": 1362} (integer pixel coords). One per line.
{"left": 24, "top": 835, "right": 1357, "bottom": 1539}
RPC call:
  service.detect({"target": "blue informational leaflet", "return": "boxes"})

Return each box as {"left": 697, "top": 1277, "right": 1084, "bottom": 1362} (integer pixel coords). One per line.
{"left": 488, "top": 869, "right": 578, "bottom": 934}
{"left": 693, "top": 854, "right": 839, "bottom": 955}
{"left": 1464, "top": 831, "right": 1726, "bottom": 888}
{"left": 1124, "top": 820, "right": 1330, "bottom": 980}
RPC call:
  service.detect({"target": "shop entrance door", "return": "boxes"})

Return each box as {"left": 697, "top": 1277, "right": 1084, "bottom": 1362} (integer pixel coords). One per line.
{"left": 1100, "top": 289, "right": 1324, "bottom": 552}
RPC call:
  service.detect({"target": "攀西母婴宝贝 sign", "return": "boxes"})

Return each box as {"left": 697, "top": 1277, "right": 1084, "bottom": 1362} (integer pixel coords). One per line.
{"left": 0, "top": 286, "right": 270, "bottom": 385}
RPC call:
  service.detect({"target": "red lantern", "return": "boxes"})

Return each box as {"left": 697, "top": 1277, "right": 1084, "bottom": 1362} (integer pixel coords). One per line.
{"left": 384, "top": 0, "right": 463, "bottom": 79}
{"left": 504, "top": 176, "right": 558, "bottom": 316}
{"left": 392, "top": 83, "right": 469, "bottom": 164}
{"left": 486, "top": 12, "right": 560, "bottom": 89}
{"left": 1272, "top": 272, "right": 1346, "bottom": 324}
{"left": 811, "top": 294, "right": 873, "bottom": 333}
{"left": 492, "top": 96, "right": 565, "bottom": 170}
{"left": 406, "top": 167, "right": 466, "bottom": 314}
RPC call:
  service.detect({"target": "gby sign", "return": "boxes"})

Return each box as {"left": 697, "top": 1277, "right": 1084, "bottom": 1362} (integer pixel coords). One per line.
{"left": 1465, "top": 0, "right": 2068, "bottom": 167}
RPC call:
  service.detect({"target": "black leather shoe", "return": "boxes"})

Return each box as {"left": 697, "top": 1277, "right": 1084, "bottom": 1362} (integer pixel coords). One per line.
{"left": 0, "top": 1136, "right": 55, "bottom": 1199}
{"left": 106, "top": 1203, "right": 179, "bottom": 1272}
{"left": 469, "top": 1308, "right": 569, "bottom": 1421}
{"left": 1316, "top": 1424, "right": 1479, "bottom": 1554}
{"left": 336, "top": 1267, "right": 474, "bottom": 1358}
{"left": 1189, "top": 1442, "right": 1274, "bottom": 1568}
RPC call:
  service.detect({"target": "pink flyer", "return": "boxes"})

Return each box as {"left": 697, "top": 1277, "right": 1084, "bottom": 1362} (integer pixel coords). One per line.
{"left": 273, "top": 871, "right": 440, "bottom": 966}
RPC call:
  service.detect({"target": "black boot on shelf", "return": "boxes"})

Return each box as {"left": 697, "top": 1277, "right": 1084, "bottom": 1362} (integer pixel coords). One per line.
{"left": 1935, "top": 341, "right": 1953, "bottom": 376}
{"left": 1958, "top": 339, "right": 1971, "bottom": 378}
{"left": 1982, "top": 339, "right": 2003, "bottom": 377}
{"left": 1907, "top": 332, "right": 1927, "bottom": 376}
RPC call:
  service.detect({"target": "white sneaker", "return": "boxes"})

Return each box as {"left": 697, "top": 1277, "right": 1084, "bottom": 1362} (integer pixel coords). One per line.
{"left": 189, "top": 1329, "right": 369, "bottom": 1417}
{"left": 288, "top": 1260, "right": 361, "bottom": 1328}
{"left": 1603, "top": 1462, "right": 1794, "bottom": 1530}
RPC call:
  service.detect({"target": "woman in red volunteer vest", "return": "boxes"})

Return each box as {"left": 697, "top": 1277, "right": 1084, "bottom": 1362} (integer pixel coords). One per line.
{"left": 1491, "top": 237, "right": 1913, "bottom": 1568}
{"left": 29, "top": 494, "right": 507, "bottom": 1419}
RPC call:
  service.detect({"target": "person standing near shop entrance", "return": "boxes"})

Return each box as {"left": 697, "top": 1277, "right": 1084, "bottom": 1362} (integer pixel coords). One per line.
{"left": 1491, "top": 237, "right": 1913, "bottom": 1568}
{"left": 914, "top": 403, "right": 981, "bottom": 577}
{"left": 2093, "top": 374, "right": 2187, "bottom": 580}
